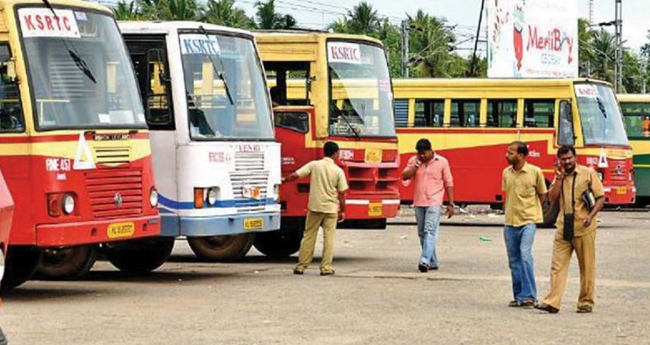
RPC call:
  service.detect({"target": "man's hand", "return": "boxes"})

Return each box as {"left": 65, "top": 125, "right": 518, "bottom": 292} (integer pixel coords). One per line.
{"left": 338, "top": 212, "right": 345, "bottom": 223}
{"left": 583, "top": 215, "right": 593, "bottom": 227}
{"left": 555, "top": 166, "right": 565, "bottom": 181}
{"left": 446, "top": 204, "right": 455, "bottom": 219}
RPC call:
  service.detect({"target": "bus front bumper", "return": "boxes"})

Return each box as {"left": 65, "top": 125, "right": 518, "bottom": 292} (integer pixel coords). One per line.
{"left": 161, "top": 212, "right": 281, "bottom": 237}
{"left": 36, "top": 215, "right": 161, "bottom": 247}
{"left": 604, "top": 186, "right": 636, "bottom": 204}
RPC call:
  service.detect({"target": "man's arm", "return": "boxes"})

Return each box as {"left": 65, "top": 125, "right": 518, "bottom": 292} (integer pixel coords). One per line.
{"left": 443, "top": 160, "right": 455, "bottom": 218}
{"left": 282, "top": 162, "right": 313, "bottom": 184}
{"left": 445, "top": 186, "right": 455, "bottom": 218}
{"left": 548, "top": 167, "right": 564, "bottom": 203}
{"left": 584, "top": 170, "right": 606, "bottom": 227}
{"left": 337, "top": 191, "right": 346, "bottom": 222}
{"left": 537, "top": 170, "right": 549, "bottom": 204}
{"left": 282, "top": 172, "right": 300, "bottom": 184}
{"left": 402, "top": 157, "right": 419, "bottom": 181}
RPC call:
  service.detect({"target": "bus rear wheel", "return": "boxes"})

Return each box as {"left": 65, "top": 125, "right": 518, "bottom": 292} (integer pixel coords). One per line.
{"left": 187, "top": 234, "right": 254, "bottom": 262}
{"left": 1, "top": 246, "right": 42, "bottom": 293}
{"left": 253, "top": 230, "right": 302, "bottom": 259}
{"left": 37, "top": 245, "right": 97, "bottom": 280}
{"left": 104, "top": 237, "right": 174, "bottom": 274}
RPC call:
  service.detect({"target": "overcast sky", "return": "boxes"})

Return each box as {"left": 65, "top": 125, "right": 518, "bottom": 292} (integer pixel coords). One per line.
{"left": 236, "top": 0, "right": 648, "bottom": 56}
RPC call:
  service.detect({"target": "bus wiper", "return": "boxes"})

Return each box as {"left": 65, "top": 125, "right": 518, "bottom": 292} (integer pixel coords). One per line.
{"left": 41, "top": 0, "right": 96, "bottom": 84}
{"left": 198, "top": 26, "right": 234, "bottom": 106}
{"left": 596, "top": 97, "right": 608, "bottom": 118}
{"left": 337, "top": 112, "right": 362, "bottom": 140}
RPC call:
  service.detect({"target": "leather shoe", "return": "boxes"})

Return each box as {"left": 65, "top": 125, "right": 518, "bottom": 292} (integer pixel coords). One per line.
{"left": 418, "top": 263, "right": 429, "bottom": 273}
{"left": 293, "top": 269, "right": 304, "bottom": 275}
{"left": 320, "top": 270, "right": 335, "bottom": 276}
{"left": 534, "top": 303, "right": 559, "bottom": 314}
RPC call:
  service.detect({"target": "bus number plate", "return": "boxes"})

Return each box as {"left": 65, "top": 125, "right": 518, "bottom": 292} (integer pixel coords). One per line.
{"left": 368, "top": 202, "right": 383, "bottom": 217}
{"left": 617, "top": 187, "right": 627, "bottom": 195}
{"left": 107, "top": 222, "right": 135, "bottom": 239}
{"left": 244, "top": 218, "right": 264, "bottom": 230}
{"left": 365, "top": 149, "right": 382, "bottom": 163}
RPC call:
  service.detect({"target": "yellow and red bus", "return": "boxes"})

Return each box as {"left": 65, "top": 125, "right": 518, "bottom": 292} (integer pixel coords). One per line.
{"left": 254, "top": 32, "right": 400, "bottom": 257}
{"left": 617, "top": 94, "right": 650, "bottom": 205}
{"left": 0, "top": 0, "right": 163, "bottom": 289}
{"left": 393, "top": 78, "right": 635, "bottom": 224}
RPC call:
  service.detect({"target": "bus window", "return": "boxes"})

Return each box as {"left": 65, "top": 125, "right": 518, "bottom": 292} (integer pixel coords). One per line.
{"left": 558, "top": 100, "right": 574, "bottom": 145}
{"left": 0, "top": 44, "right": 24, "bottom": 132}
{"left": 264, "top": 62, "right": 310, "bottom": 106}
{"left": 450, "top": 100, "right": 480, "bottom": 127}
{"left": 275, "top": 111, "right": 309, "bottom": 133}
{"left": 524, "top": 99, "right": 554, "bottom": 128}
{"left": 620, "top": 102, "right": 650, "bottom": 137}
{"left": 394, "top": 99, "right": 409, "bottom": 127}
{"left": 415, "top": 99, "right": 444, "bottom": 127}
{"left": 487, "top": 99, "right": 517, "bottom": 128}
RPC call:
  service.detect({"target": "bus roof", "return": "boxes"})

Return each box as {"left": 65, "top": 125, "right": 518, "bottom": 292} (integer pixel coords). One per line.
{"left": 118, "top": 21, "right": 254, "bottom": 38}
{"left": 254, "top": 31, "right": 384, "bottom": 47}
{"left": 2, "top": 0, "right": 112, "bottom": 14}
{"left": 393, "top": 78, "right": 613, "bottom": 89}
{"left": 616, "top": 93, "right": 650, "bottom": 102}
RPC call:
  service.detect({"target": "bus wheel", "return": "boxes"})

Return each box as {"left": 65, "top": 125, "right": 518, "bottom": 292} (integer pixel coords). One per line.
{"left": 1, "top": 246, "right": 42, "bottom": 293}
{"left": 104, "top": 237, "right": 175, "bottom": 274}
{"left": 253, "top": 230, "right": 302, "bottom": 259}
{"left": 187, "top": 234, "right": 254, "bottom": 262}
{"left": 37, "top": 245, "right": 97, "bottom": 280}
{"left": 541, "top": 200, "right": 560, "bottom": 229}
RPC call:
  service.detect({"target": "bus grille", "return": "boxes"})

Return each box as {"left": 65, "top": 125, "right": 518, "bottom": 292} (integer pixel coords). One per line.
{"left": 231, "top": 151, "right": 268, "bottom": 213}
{"left": 85, "top": 168, "right": 143, "bottom": 219}
{"left": 94, "top": 147, "right": 131, "bottom": 166}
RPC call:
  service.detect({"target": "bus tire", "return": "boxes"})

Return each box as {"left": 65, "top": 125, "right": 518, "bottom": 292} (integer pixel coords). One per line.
{"left": 1, "top": 246, "right": 42, "bottom": 293}
{"left": 36, "top": 245, "right": 97, "bottom": 280}
{"left": 187, "top": 234, "right": 254, "bottom": 262}
{"left": 105, "top": 237, "right": 174, "bottom": 274}
{"left": 253, "top": 230, "right": 302, "bottom": 259}
{"left": 541, "top": 200, "right": 560, "bottom": 229}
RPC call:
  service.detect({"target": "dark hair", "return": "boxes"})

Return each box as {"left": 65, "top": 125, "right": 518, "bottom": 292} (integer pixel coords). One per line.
{"left": 556, "top": 145, "right": 576, "bottom": 157}
{"left": 324, "top": 141, "right": 339, "bottom": 157}
{"left": 509, "top": 141, "right": 529, "bottom": 157}
{"left": 415, "top": 138, "right": 432, "bottom": 153}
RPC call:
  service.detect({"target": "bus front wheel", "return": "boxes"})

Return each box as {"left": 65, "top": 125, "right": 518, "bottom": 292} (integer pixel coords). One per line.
{"left": 37, "top": 245, "right": 97, "bottom": 280}
{"left": 104, "top": 237, "right": 174, "bottom": 274}
{"left": 187, "top": 234, "right": 254, "bottom": 262}
{"left": 1, "top": 246, "right": 42, "bottom": 293}
{"left": 253, "top": 230, "right": 302, "bottom": 259}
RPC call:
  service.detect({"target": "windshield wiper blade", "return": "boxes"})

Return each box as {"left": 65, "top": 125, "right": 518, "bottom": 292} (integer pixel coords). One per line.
{"left": 337, "top": 112, "right": 362, "bottom": 140}
{"left": 41, "top": 0, "right": 57, "bottom": 17}
{"left": 596, "top": 97, "right": 608, "bottom": 118}
{"left": 198, "top": 26, "right": 234, "bottom": 106}
{"left": 68, "top": 50, "right": 96, "bottom": 84}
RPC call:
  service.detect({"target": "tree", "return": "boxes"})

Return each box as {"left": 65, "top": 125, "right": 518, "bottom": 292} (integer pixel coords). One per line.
{"left": 346, "top": 2, "right": 380, "bottom": 35}
{"left": 590, "top": 29, "right": 616, "bottom": 84}
{"left": 202, "top": 0, "right": 254, "bottom": 29}
{"left": 113, "top": 1, "right": 140, "bottom": 20}
{"left": 407, "top": 10, "right": 462, "bottom": 77}
{"left": 254, "top": 0, "right": 296, "bottom": 30}
{"left": 578, "top": 18, "right": 596, "bottom": 77}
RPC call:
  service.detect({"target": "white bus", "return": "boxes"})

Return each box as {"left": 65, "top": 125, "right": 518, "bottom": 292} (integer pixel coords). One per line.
{"left": 119, "top": 22, "right": 281, "bottom": 261}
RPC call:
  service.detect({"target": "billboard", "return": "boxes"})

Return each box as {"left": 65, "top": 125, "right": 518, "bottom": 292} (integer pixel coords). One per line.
{"left": 487, "top": 0, "right": 578, "bottom": 78}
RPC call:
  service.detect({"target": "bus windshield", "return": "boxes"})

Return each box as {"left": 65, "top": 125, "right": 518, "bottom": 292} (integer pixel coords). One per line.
{"left": 180, "top": 33, "right": 273, "bottom": 140}
{"left": 19, "top": 7, "right": 145, "bottom": 130}
{"left": 574, "top": 83, "right": 629, "bottom": 146}
{"left": 327, "top": 41, "right": 395, "bottom": 138}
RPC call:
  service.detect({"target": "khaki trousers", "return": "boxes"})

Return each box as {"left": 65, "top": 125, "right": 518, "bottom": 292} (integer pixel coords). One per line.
{"left": 542, "top": 230, "right": 597, "bottom": 310}
{"left": 295, "top": 210, "right": 337, "bottom": 272}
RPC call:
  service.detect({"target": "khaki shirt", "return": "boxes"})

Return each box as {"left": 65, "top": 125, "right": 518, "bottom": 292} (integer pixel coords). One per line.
{"left": 296, "top": 157, "right": 349, "bottom": 214}
{"left": 502, "top": 163, "right": 547, "bottom": 226}
{"left": 554, "top": 164, "right": 605, "bottom": 236}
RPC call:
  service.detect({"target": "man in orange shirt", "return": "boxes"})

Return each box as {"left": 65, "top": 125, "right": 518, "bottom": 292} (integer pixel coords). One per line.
{"left": 402, "top": 139, "right": 455, "bottom": 272}
{"left": 643, "top": 115, "right": 650, "bottom": 137}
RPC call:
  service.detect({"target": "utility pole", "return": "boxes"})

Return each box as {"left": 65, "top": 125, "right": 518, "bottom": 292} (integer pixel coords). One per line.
{"left": 469, "top": 0, "right": 486, "bottom": 76}
{"left": 614, "top": 0, "right": 623, "bottom": 92}
{"left": 401, "top": 20, "right": 410, "bottom": 78}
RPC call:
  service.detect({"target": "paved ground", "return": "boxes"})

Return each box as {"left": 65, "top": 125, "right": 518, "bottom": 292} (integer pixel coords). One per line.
{"left": 2, "top": 209, "right": 650, "bottom": 345}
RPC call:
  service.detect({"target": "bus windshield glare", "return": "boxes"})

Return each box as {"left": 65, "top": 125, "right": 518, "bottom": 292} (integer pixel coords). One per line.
{"left": 575, "top": 83, "right": 629, "bottom": 146}
{"left": 19, "top": 7, "right": 145, "bottom": 130}
{"left": 180, "top": 33, "right": 274, "bottom": 141}
{"left": 327, "top": 41, "right": 396, "bottom": 138}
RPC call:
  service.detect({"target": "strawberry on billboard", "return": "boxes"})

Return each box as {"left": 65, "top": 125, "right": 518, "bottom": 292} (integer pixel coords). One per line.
{"left": 487, "top": 0, "right": 578, "bottom": 78}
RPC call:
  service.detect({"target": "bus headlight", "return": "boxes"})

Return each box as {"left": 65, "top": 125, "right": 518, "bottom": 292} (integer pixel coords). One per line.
{"left": 62, "top": 194, "right": 75, "bottom": 214}
{"left": 150, "top": 188, "right": 159, "bottom": 207}
{"left": 207, "top": 187, "right": 219, "bottom": 206}
{"left": 273, "top": 184, "right": 280, "bottom": 201}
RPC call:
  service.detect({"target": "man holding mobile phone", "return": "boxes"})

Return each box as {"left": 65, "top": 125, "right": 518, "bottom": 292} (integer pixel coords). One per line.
{"left": 402, "top": 138, "right": 455, "bottom": 273}
{"left": 536, "top": 145, "right": 605, "bottom": 314}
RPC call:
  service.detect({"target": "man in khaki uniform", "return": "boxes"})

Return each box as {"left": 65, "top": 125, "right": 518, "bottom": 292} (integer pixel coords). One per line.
{"left": 282, "top": 142, "right": 348, "bottom": 276}
{"left": 536, "top": 146, "right": 605, "bottom": 314}
{"left": 502, "top": 141, "right": 547, "bottom": 308}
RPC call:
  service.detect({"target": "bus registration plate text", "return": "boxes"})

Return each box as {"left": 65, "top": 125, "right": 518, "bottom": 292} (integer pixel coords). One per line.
{"left": 368, "top": 202, "right": 383, "bottom": 217}
{"left": 617, "top": 187, "right": 627, "bottom": 195}
{"left": 365, "top": 149, "right": 382, "bottom": 163}
{"left": 244, "top": 218, "right": 263, "bottom": 230}
{"left": 107, "top": 222, "right": 135, "bottom": 239}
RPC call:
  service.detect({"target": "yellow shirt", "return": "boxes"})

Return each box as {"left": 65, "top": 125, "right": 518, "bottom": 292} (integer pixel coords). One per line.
{"left": 502, "top": 163, "right": 547, "bottom": 226}
{"left": 554, "top": 165, "right": 605, "bottom": 236}
{"left": 296, "top": 157, "right": 349, "bottom": 214}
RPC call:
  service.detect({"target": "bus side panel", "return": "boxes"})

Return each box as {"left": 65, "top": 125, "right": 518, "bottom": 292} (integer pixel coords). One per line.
{"left": 150, "top": 130, "right": 179, "bottom": 235}
{"left": 277, "top": 127, "right": 315, "bottom": 218}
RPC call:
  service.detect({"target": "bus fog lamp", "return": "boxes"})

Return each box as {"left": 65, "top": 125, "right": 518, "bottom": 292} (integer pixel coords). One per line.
{"left": 150, "top": 188, "right": 159, "bottom": 207}
{"left": 62, "top": 194, "right": 75, "bottom": 214}
{"left": 207, "top": 188, "right": 218, "bottom": 206}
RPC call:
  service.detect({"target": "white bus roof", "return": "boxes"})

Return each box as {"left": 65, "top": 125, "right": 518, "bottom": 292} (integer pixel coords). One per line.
{"left": 118, "top": 21, "right": 253, "bottom": 38}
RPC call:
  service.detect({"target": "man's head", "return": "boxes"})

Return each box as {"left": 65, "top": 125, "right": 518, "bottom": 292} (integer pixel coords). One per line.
{"left": 324, "top": 141, "right": 340, "bottom": 159}
{"left": 415, "top": 138, "right": 434, "bottom": 162}
{"left": 506, "top": 141, "right": 528, "bottom": 166}
{"left": 645, "top": 115, "right": 650, "bottom": 120}
{"left": 557, "top": 145, "right": 577, "bottom": 173}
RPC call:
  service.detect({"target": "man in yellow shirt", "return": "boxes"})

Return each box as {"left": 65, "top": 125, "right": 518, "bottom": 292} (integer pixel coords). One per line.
{"left": 282, "top": 142, "right": 348, "bottom": 276}
{"left": 536, "top": 145, "right": 605, "bottom": 314}
{"left": 502, "top": 141, "right": 547, "bottom": 308}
